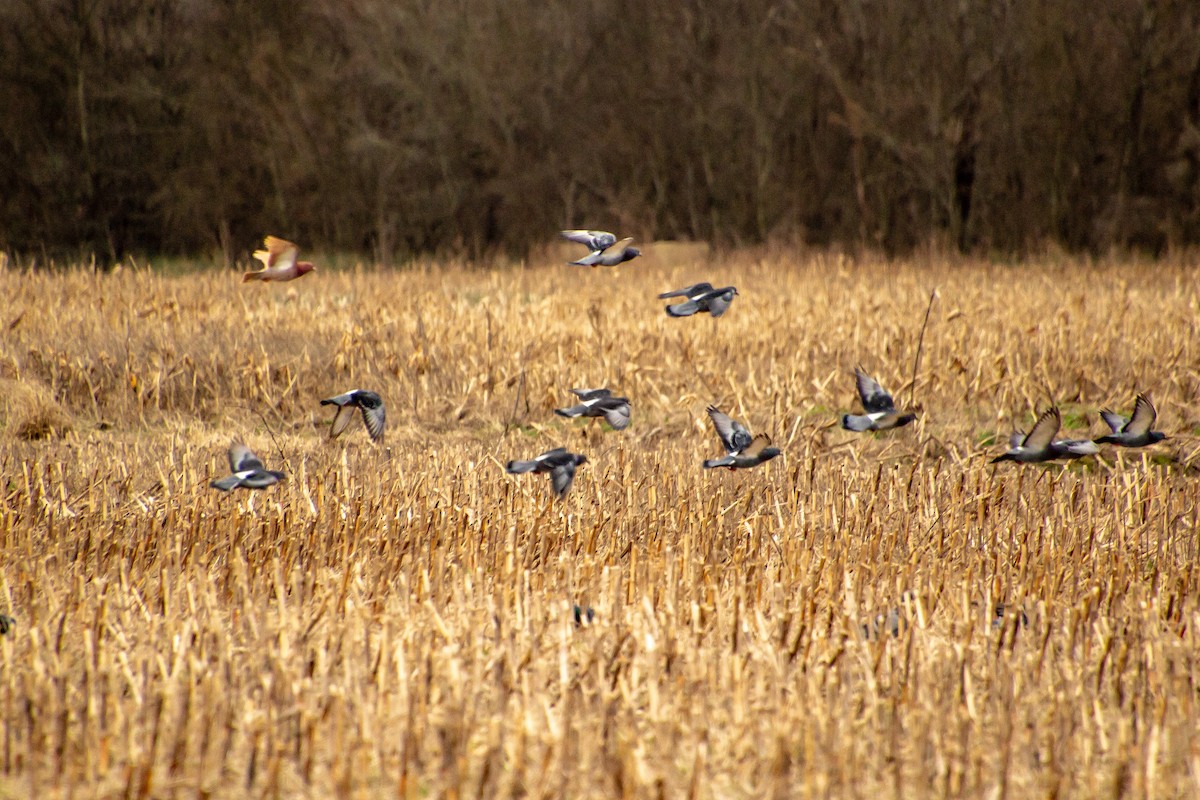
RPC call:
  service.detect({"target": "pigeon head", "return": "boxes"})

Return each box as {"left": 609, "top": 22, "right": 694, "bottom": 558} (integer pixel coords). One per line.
{"left": 575, "top": 454, "right": 590, "bottom": 467}
{"left": 896, "top": 413, "right": 917, "bottom": 427}
{"left": 297, "top": 261, "right": 317, "bottom": 276}
{"left": 623, "top": 248, "right": 641, "bottom": 262}
{"left": 1149, "top": 431, "right": 1168, "bottom": 444}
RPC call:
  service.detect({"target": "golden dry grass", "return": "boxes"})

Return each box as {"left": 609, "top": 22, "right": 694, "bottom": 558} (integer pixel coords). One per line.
{"left": 1, "top": 250, "right": 1200, "bottom": 798}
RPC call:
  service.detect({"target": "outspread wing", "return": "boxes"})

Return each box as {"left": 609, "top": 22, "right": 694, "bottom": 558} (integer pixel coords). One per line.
{"left": 560, "top": 230, "right": 616, "bottom": 251}
{"left": 360, "top": 402, "right": 386, "bottom": 441}
{"left": 1021, "top": 407, "right": 1061, "bottom": 451}
{"left": 854, "top": 367, "right": 895, "bottom": 413}
{"left": 255, "top": 236, "right": 298, "bottom": 271}
{"left": 570, "top": 387, "right": 611, "bottom": 400}
{"left": 740, "top": 434, "right": 772, "bottom": 459}
{"left": 599, "top": 237, "right": 634, "bottom": 257}
{"left": 601, "top": 400, "right": 631, "bottom": 430}
{"left": 228, "top": 441, "right": 263, "bottom": 472}
{"left": 706, "top": 405, "right": 752, "bottom": 453}
{"left": 329, "top": 404, "right": 357, "bottom": 438}
{"left": 658, "top": 282, "right": 712, "bottom": 299}
{"left": 551, "top": 462, "right": 577, "bottom": 498}
{"left": 1098, "top": 410, "right": 1126, "bottom": 434}
{"left": 1125, "top": 394, "right": 1157, "bottom": 436}
{"left": 705, "top": 289, "right": 735, "bottom": 317}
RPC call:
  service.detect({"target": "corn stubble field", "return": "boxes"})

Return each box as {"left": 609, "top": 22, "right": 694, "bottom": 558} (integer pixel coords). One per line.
{"left": 1, "top": 249, "right": 1200, "bottom": 798}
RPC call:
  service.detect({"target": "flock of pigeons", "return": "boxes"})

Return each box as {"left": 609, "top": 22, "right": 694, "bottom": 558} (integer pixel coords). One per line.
{"left": 211, "top": 232, "right": 1171, "bottom": 498}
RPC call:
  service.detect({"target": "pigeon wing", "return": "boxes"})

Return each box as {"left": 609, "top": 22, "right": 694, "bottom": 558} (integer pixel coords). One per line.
{"left": 560, "top": 230, "right": 616, "bottom": 251}
{"left": 740, "top": 434, "right": 772, "bottom": 459}
{"left": 329, "top": 404, "right": 357, "bottom": 438}
{"left": 854, "top": 367, "right": 895, "bottom": 413}
{"left": 1098, "top": 410, "right": 1126, "bottom": 434}
{"left": 550, "top": 462, "right": 577, "bottom": 499}
{"left": 1021, "top": 407, "right": 1061, "bottom": 451}
{"left": 599, "top": 237, "right": 634, "bottom": 258}
{"left": 658, "top": 282, "right": 712, "bottom": 299}
{"left": 1125, "top": 394, "right": 1156, "bottom": 436}
{"left": 360, "top": 402, "right": 386, "bottom": 442}
{"left": 601, "top": 400, "right": 631, "bottom": 430}
{"left": 259, "top": 236, "right": 298, "bottom": 270}
{"left": 1008, "top": 430, "right": 1026, "bottom": 449}
{"left": 570, "top": 387, "right": 611, "bottom": 400}
{"left": 705, "top": 290, "right": 734, "bottom": 318}
{"left": 228, "top": 442, "right": 263, "bottom": 472}
{"left": 707, "top": 406, "right": 752, "bottom": 453}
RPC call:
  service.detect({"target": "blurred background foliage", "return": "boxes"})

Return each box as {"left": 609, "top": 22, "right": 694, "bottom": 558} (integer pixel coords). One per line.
{"left": 1, "top": 0, "right": 1199, "bottom": 262}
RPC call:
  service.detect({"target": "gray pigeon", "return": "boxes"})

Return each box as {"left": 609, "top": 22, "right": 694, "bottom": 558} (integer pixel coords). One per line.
{"left": 210, "top": 441, "right": 286, "bottom": 491}
{"left": 702, "top": 406, "right": 781, "bottom": 469}
{"left": 1095, "top": 394, "right": 1167, "bottom": 448}
{"left": 561, "top": 230, "right": 641, "bottom": 267}
{"left": 991, "top": 408, "right": 1064, "bottom": 463}
{"left": 996, "top": 411, "right": 1099, "bottom": 462}
{"left": 320, "top": 389, "right": 386, "bottom": 442}
{"left": 505, "top": 447, "right": 589, "bottom": 499}
{"left": 660, "top": 282, "right": 738, "bottom": 318}
{"left": 841, "top": 366, "right": 917, "bottom": 432}
{"left": 554, "top": 387, "right": 631, "bottom": 430}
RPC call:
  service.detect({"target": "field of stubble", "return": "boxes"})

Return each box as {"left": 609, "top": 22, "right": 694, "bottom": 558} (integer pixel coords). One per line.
{"left": 1, "top": 249, "right": 1199, "bottom": 798}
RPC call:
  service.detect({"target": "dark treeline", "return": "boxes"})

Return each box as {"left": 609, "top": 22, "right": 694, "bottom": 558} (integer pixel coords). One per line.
{"left": 2, "top": 0, "right": 1199, "bottom": 262}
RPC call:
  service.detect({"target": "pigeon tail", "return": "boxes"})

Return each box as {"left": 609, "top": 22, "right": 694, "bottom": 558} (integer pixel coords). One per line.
{"left": 505, "top": 459, "right": 540, "bottom": 474}
{"left": 841, "top": 414, "right": 874, "bottom": 432}
{"left": 555, "top": 406, "right": 585, "bottom": 418}
{"left": 990, "top": 453, "right": 1015, "bottom": 464}
{"left": 702, "top": 456, "right": 735, "bottom": 469}
{"left": 242, "top": 270, "right": 266, "bottom": 283}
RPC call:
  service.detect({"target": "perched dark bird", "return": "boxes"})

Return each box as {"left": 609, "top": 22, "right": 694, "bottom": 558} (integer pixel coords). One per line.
{"left": 841, "top": 366, "right": 917, "bottom": 432}
{"left": 554, "top": 387, "right": 631, "bottom": 430}
{"left": 1095, "top": 394, "right": 1167, "bottom": 448}
{"left": 702, "top": 405, "right": 781, "bottom": 469}
{"left": 659, "top": 282, "right": 738, "bottom": 318}
{"left": 560, "top": 230, "right": 641, "bottom": 267}
{"left": 320, "top": 389, "right": 386, "bottom": 442}
{"left": 506, "top": 447, "right": 589, "bottom": 499}
{"left": 991, "top": 407, "right": 1064, "bottom": 463}
{"left": 210, "top": 441, "right": 286, "bottom": 491}
{"left": 0, "top": 615, "right": 14, "bottom": 635}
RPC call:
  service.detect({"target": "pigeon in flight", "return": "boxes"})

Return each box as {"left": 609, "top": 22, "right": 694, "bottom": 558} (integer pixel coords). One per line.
{"left": 560, "top": 230, "right": 641, "bottom": 267}
{"left": 243, "top": 236, "right": 316, "bottom": 282}
{"left": 320, "top": 389, "right": 386, "bottom": 442}
{"left": 991, "top": 408, "right": 1065, "bottom": 463}
{"left": 554, "top": 387, "right": 631, "bottom": 430}
{"left": 841, "top": 367, "right": 917, "bottom": 432}
{"left": 659, "top": 282, "right": 739, "bottom": 318}
{"left": 1095, "top": 394, "right": 1167, "bottom": 448}
{"left": 993, "top": 408, "right": 1099, "bottom": 463}
{"left": 702, "top": 405, "right": 781, "bottom": 469}
{"left": 506, "top": 448, "right": 589, "bottom": 499}
{"left": 210, "top": 441, "right": 286, "bottom": 490}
